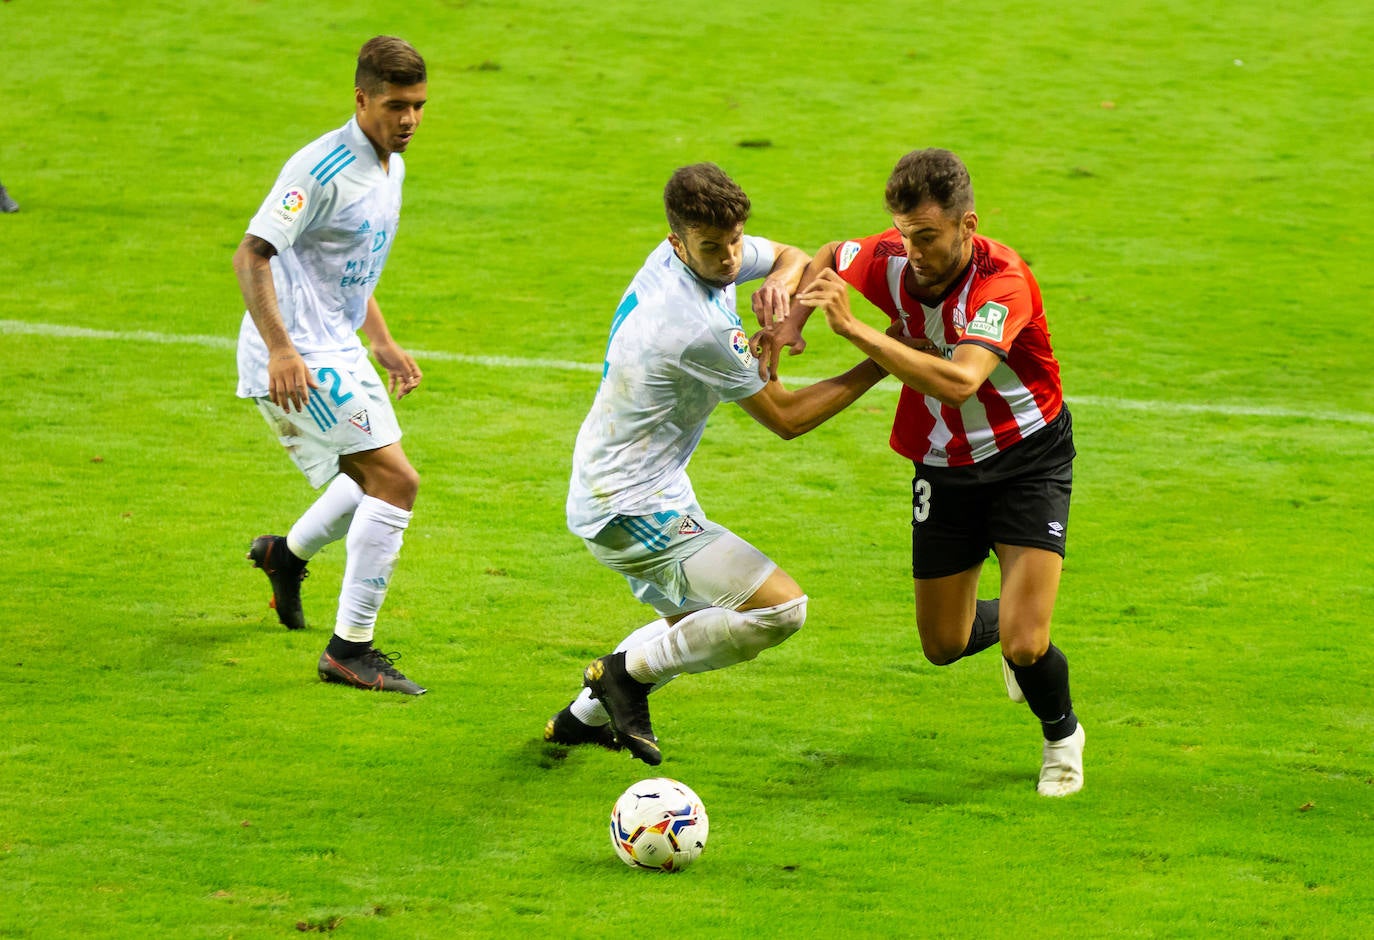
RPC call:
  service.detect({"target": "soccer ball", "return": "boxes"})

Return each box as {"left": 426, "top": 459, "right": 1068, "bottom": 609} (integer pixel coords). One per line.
{"left": 609, "top": 778, "right": 709, "bottom": 872}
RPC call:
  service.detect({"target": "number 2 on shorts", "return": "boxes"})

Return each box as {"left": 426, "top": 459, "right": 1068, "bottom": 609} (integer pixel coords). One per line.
{"left": 316, "top": 367, "right": 355, "bottom": 407}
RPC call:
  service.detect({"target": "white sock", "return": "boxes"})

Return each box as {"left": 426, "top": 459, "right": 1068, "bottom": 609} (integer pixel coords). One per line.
{"left": 334, "top": 495, "right": 411, "bottom": 644}
{"left": 287, "top": 474, "right": 364, "bottom": 560}
{"left": 569, "top": 687, "right": 607, "bottom": 726}
{"left": 571, "top": 618, "right": 671, "bottom": 726}
{"left": 631, "top": 598, "right": 806, "bottom": 681}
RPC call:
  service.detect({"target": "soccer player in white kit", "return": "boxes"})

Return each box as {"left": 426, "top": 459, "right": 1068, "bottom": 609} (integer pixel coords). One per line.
{"left": 234, "top": 37, "right": 428, "bottom": 695}
{"left": 545, "top": 163, "right": 892, "bottom": 764}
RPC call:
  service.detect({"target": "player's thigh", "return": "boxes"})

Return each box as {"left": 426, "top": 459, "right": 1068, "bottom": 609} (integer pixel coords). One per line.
{"left": 586, "top": 508, "right": 777, "bottom": 617}
{"left": 913, "top": 565, "right": 983, "bottom": 659}
{"left": 678, "top": 525, "right": 785, "bottom": 611}
{"left": 993, "top": 543, "right": 1063, "bottom": 664}
{"left": 738, "top": 566, "right": 803, "bottom": 611}
{"left": 256, "top": 358, "right": 403, "bottom": 489}
{"left": 339, "top": 442, "right": 419, "bottom": 507}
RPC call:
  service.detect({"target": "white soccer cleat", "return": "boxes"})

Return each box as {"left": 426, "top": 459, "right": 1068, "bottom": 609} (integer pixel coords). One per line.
{"left": 1037, "top": 723, "right": 1085, "bottom": 797}
{"left": 1001, "top": 656, "right": 1026, "bottom": 703}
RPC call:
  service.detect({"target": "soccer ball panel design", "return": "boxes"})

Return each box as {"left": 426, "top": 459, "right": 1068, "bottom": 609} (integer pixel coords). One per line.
{"left": 609, "top": 777, "right": 709, "bottom": 872}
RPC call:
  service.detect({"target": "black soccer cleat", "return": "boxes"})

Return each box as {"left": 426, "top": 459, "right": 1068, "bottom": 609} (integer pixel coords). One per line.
{"left": 318, "top": 648, "right": 427, "bottom": 695}
{"left": 0, "top": 186, "right": 18, "bottom": 214}
{"left": 247, "top": 535, "right": 309, "bottom": 630}
{"left": 543, "top": 705, "right": 622, "bottom": 752}
{"left": 584, "top": 653, "right": 661, "bottom": 766}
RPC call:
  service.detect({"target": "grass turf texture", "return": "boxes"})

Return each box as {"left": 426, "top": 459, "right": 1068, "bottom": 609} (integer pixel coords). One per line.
{"left": 2, "top": 0, "right": 1372, "bottom": 936}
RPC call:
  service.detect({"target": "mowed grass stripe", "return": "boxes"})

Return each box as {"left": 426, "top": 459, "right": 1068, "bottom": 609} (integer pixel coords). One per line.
{"left": 8, "top": 317, "right": 1371, "bottom": 428}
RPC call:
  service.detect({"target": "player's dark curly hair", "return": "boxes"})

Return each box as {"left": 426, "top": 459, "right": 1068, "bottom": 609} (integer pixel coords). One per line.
{"left": 664, "top": 163, "right": 752, "bottom": 235}
{"left": 885, "top": 149, "right": 974, "bottom": 218}
{"left": 356, "top": 36, "right": 427, "bottom": 95}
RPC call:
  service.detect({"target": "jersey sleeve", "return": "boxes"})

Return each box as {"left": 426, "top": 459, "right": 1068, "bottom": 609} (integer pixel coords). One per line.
{"left": 833, "top": 230, "right": 904, "bottom": 320}
{"left": 958, "top": 271, "right": 1034, "bottom": 357}
{"left": 245, "top": 151, "right": 334, "bottom": 253}
{"left": 735, "top": 234, "right": 776, "bottom": 284}
{"left": 677, "top": 322, "right": 767, "bottom": 403}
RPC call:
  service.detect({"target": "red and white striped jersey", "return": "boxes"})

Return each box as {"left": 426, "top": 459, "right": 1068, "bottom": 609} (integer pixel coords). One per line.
{"left": 834, "top": 229, "right": 1064, "bottom": 467}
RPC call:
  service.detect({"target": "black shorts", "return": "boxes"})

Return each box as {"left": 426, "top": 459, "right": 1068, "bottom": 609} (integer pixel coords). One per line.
{"left": 910, "top": 407, "right": 1076, "bottom": 580}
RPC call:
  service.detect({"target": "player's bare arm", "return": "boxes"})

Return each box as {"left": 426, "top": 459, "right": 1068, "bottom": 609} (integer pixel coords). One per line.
{"left": 750, "top": 242, "right": 810, "bottom": 329}
{"left": 751, "top": 241, "right": 840, "bottom": 381}
{"left": 233, "top": 233, "right": 319, "bottom": 413}
{"left": 735, "top": 357, "right": 887, "bottom": 440}
{"left": 361, "top": 295, "right": 423, "bottom": 399}
{"left": 799, "top": 268, "right": 998, "bottom": 408}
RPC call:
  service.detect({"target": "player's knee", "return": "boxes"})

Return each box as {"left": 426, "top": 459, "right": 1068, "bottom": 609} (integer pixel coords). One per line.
{"left": 379, "top": 462, "right": 420, "bottom": 507}
{"left": 920, "top": 640, "right": 965, "bottom": 667}
{"left": 400, "top": 464, "right": 420, "bottom": 500}
{"left": 736, "top": 595, "right": 807, "bottom": 659}
{"left": 758, "top": 594, "right": 806, "bottom": 640}
{"left": 1002, "top": 636, "right": 1049, "bottom": 668}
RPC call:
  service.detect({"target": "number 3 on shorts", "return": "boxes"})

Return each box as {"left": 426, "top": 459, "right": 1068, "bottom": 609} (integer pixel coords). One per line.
{"left": 912, "top": 478, "right": 932, "bottom": 524}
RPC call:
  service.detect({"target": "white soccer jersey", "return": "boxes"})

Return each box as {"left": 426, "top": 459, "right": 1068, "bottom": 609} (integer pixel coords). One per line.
{"left": 566, "top": 236, "right": 775, "bottom": 537}
{"left": 236, "top": 117, "right": 404, "bottom": 398}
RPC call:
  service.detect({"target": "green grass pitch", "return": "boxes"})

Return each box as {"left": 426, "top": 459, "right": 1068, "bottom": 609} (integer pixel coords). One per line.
{"left": 1, "top": 0, "right": 1372, "bottom": 936}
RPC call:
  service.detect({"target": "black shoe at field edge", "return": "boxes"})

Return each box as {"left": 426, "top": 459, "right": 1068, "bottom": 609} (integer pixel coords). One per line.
{"left": 583, "top": 652, "right": 661, "bottom": 766}
{"left": 544, "top": 705, "right": 622, "bottom": 751}
{"left": 318, "top": 648, "right": 427, "bottom": 695}
{"left": 247, "top": 535, "right": 309, "bottom": 630}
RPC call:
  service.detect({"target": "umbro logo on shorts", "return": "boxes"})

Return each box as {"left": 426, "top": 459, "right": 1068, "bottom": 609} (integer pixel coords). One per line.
{"left": 1048, "top": 521, "right": 1065, "bottom": 538}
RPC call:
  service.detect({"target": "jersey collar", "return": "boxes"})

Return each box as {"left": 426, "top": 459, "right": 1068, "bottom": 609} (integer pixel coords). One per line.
{"left": 344, "top": 116, "right": 388, "bottom": 172}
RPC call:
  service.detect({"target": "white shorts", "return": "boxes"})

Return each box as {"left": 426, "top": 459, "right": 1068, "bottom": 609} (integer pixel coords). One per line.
{"left": 585, "top": 505, "right": 776, "bottom": 617}
{"left": 255, "top": 357, "right": 402, "bottom": 488}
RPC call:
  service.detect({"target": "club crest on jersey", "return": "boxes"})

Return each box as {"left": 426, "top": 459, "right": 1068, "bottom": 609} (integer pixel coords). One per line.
{"left": 272, "top": 187, "right": 308, "bottom": 226}
{"left": 677, "top": 516, "right": 704, "bottom": 537}
{"left": 348, "top": 409, "right": 372, "bottom": 435}
{"left": 729, "top": 329, "right": 753, "bottom": 366}
{"left": 965, "top": 301, "right": 1009, "bottom": 342}
{"left": 836, "top": 240, "right": 861, "bottom": 272}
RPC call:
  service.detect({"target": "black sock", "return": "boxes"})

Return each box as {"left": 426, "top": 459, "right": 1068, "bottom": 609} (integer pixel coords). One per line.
{"left": 1008, "top": 643, "right": 1078, "bottom": 741}
{"left": 959, "top": 598, "right": 1001, "bottom": 658}
{"left": 326, "top": 635, "right": 371, "bottom": 659}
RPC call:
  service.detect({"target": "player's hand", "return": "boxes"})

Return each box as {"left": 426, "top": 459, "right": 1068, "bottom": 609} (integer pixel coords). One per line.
{"left": 749, "top": 319, "right": 808, "bottom": 382}
{"left": 372, "top": 342, "right": 423, "bottom": 399}
{"left": 267, "top": 348, "right": 320, "bottom": 413}
{"left": 750, "top": 278, "right": 791, "bottom": 329}
{"left": 796, "top": 269, "right": 856, "bottom": 337}
{"left": 886, "top": 320, "right": 941, "bottom": 357}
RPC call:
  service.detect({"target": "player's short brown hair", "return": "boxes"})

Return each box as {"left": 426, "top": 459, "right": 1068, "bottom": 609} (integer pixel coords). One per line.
{"left": 885, "top": 149, "right": 974, "bottom": 218}
{"left": 355, "top": 36, "right": 427, "bottom": 96}
{"left": 663, "top": 163, "right": 752, "bottom": 236}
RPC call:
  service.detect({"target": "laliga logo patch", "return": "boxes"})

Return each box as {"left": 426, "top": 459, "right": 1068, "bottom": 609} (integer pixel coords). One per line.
{"left": 836, "top": 240, "right": 861, "bottom": 272}
{"left": 348, "top": 409, "right": 372, "bottom": 435}
{"left": 272, "top": 187, "right": 308, "bottom": 226}
{"left": 729, "top": 329, "right": 753, "bottom": 365}
{"left": 678, "top": 516, "right": 704, "bottom": 537}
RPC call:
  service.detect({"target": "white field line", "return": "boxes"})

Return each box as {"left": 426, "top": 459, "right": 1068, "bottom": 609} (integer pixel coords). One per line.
{"left": 5, "top": 318, "right": 1372, "bottom": 428}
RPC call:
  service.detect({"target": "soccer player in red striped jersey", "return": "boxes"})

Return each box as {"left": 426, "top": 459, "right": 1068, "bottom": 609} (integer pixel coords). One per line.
{"left": 775, "top": 149, "right": 1084, "bottom": 796}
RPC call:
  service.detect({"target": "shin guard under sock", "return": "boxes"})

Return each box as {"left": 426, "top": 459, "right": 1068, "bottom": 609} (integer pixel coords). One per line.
{"left": 1009, "top": 643, "right": 1078, "bottom": 741}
